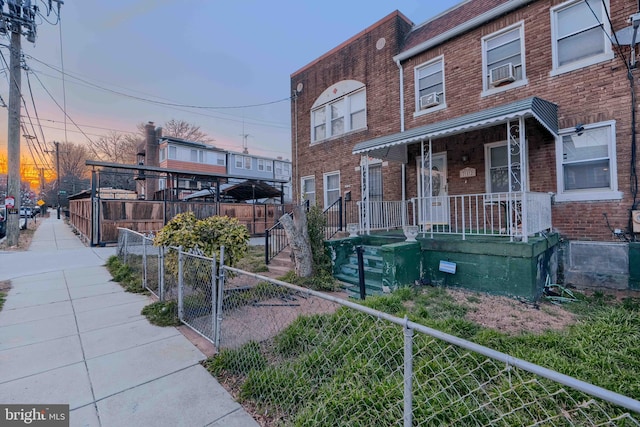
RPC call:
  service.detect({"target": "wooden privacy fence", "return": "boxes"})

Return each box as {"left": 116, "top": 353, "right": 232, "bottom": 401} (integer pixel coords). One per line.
{"left": 69, "top": 199, "right": 290, "bottom": 245}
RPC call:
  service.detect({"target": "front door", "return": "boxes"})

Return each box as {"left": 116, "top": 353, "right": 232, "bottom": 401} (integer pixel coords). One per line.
{"left": 417, "top": 152, "right": 448, "bottom": 227}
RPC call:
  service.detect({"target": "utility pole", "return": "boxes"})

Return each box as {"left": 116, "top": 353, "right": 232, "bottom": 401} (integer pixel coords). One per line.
{"left": 2, "top": 1, "right": 63, "bottom": 244}
{"left": 6, "top": 27, "right": 21, "bottom": 245}
{"left": 54, "top": 141, "right": 60, "bottom": 219}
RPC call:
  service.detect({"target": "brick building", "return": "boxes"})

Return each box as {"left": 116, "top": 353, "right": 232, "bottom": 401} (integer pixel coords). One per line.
{"left": 291, "top": 0, "right": 640, "bottom": 290}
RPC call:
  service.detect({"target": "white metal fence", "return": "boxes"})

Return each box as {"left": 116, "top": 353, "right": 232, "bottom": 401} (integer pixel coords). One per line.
{"left": 411, "top": 191, "right": 552, "bottom": 242}
{"left": 358, "top": 200, "right": 412, "bottom": 232}
{"left": 116, "top": 228, "right": 639, "bottom": 426}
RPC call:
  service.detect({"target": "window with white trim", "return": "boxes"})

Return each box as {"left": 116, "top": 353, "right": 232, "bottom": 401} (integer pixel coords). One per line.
{"left": 485, "top": 141, "right": 523, "bottom": 193}
{"left": 234, "top": 155, "right": 252, "bottom": 170}
{"left": 311, "top": 89, "right": 366, "bottom": 142}
{"left": 256, "top": 159, "right": 273, "bottom": 172}
{"left": 369, "top": 164, "right": 383, "bottom": 202}
{"left": 168, "top": 146, "right": 177, "bottom": 160}
{"left": 301, "top": 176, "right": 316, "bottom": 206}
{"left": 206, "top": 152, "right": 225, "bottom": 166}
{"left": 323, "top": 171, "right": 340, "bottom": 208}
{"left": 551, "top": 0, "right": 612, "bottom": 74}
{"left": 415, "top": 57, "right": 445, "bottom": 112}
{"left": 556, "top": 121, "right": 620, "bottom": 201}
{"left": 159, "top": 148, "right": 166, "bottom": 162}
{"left": 482, "top": 23, "right": 525, "bottom": 92}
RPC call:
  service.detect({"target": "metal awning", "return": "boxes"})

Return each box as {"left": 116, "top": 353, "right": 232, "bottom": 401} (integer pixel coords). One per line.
{"left": 352, "top": 97, "right": 558, "bottom": 160}
{"left": 182, "top": 180, "right": 282, "bottom": 202}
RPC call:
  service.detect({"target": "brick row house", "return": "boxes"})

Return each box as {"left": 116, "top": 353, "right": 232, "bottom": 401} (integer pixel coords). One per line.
{"left": 291, "top": 0, "right": 640, "bottom": 296}
{"left": 139, "top": 124, "right": 292, "bottom": 203}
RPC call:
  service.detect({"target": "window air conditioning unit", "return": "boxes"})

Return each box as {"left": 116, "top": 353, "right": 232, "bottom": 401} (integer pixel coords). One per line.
{"left": 633, "top": 210, "right": 640, "bottom": 233}
{"left": 489, "top": 63, "right": 515, "bottom": 87}
{"left": 420, "top": 92, "right": 441, "bottom": 109}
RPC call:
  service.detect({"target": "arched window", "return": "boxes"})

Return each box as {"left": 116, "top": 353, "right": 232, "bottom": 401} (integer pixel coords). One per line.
{"left": 311, "top": 80, "right": 366, "bottom": 143}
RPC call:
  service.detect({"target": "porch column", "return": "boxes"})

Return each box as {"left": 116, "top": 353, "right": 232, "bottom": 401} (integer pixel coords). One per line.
{"left": 519, "top": 115, "right": 529, "bottom": 242}
{"left": 419, "top": 139, "right": 433, "bottom": 238}
{"left": 401, "top": 163, "right": 406, "bottom": 227}
{"left": 360, "top": 155, "right": 370, "bottom": 234}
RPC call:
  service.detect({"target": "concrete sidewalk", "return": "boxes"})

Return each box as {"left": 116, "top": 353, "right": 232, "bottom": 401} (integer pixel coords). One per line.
{"left": 0, "top": 216, "right": 258, "bottom": 427}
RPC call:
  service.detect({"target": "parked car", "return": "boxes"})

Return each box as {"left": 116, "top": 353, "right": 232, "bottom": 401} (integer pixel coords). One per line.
{"left": 0, "top": 207, "right": 5, "bottom": 238}
{"left": 19, "top": 207, "right": 34, "bottom": 218}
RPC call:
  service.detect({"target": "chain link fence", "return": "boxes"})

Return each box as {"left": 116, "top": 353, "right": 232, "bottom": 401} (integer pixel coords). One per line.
{"left": 117, "top": 228, "right": 640, "bottom": 426}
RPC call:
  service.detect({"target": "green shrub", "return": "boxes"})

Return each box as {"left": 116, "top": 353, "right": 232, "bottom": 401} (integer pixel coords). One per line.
{"left": 105, "top": 255, "right": 146, "bottom": 294}
{"left": 141, "top": 301, "right": 180, "bottom": 327}
{"left": 204, "top": 341, "right": 267, "bottom": 376}
{"left": 153, "top": 212, "right": 249, "bottom": 266}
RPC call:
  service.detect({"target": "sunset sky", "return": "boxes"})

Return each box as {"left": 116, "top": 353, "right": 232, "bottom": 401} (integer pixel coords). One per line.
{"left": 0, "top": 0, "right": 460, "bottom": 183}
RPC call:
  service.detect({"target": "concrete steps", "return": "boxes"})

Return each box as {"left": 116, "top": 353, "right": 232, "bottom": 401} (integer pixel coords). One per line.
{"left": 266, "top": 246, "right": 293, "bottom": 278}
{"left": 334, "top": 245, "right": 386, "bottom": 298}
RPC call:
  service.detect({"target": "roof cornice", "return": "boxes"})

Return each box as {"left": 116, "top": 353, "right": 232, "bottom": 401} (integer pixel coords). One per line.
{"left": 393, "top": 0, "right": 534, "bottom": 63}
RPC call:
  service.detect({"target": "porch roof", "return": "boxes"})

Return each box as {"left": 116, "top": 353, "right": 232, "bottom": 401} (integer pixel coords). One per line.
{"left": 352, "top": 97, "right": 558, "bottom": 160}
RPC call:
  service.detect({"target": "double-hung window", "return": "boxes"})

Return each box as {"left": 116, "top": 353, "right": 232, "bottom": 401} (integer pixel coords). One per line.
{"left": 482, "top": 23, "right": 526, "bottom": 93}
{"left": 415, "top": 56, "right": 445, "bottom": 113}
{"left": 301, "top": 176, "right": 316, "bottom": 206}
{"left": 323, "top": 171, "right": 340, "bottom": 208}
{"left": 551, "top": 0, "right": 612, "bottom": 75}
{"left": 311, "top": 84, "right": 366, "bottom": 143}
{"left": 556, "top": 121, "right": 621, "bottom": 201}
{"left": 485, "top": 142, "right": 523, "bottom": 193}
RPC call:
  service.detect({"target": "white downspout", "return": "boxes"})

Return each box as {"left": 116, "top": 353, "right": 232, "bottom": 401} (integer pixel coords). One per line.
{"left": 396, "top": 59, "right": 407, "bottom": 226}
{"left": 396, "top": 59, "right": 405, "bottom": 133}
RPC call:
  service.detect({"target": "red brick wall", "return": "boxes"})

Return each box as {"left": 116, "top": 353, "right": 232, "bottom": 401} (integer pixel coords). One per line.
{"left": 292, "top": 1, "right": 637, "bottom": 241}
{"left": 291, "top": 12, "right": 412, "bottom": 206}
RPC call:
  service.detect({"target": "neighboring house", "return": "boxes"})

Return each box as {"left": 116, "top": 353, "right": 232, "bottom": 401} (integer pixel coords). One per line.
{"left": 227, "top": 151, "right": 293, "bottom": 203}
{"left": 156, "top": 136, "right": 227, "bottom": 199}
{"left": 291, "top": 0, "right": 640, "bottom": 292}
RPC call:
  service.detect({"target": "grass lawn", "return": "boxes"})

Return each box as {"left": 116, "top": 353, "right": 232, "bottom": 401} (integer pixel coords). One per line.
{"left": 205, "top": 286, "right": 640, "bottom": 426}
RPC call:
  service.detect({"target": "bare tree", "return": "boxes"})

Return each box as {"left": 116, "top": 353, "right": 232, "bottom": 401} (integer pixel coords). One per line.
{"left": 88, "top": 131, "right": 140, "bottom": 164}
{"left": 280, "top": 205, "right": 313, "bottom": 277}
{"left": 161, "top": 119, "right": 214, "bottom": 143}
{"left": 51, "top": 142, "right": 92, "bottom": 200}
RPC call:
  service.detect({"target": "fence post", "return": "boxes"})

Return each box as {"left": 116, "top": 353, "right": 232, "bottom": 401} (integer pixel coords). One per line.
{"left": 123, "top": 230, "right": 129, "bottom": 264}
{"left": 356, "top": 246, "right": 366, "bottom": 300}
{"left": 211, "top": 253, "right": 217, "bottom": 345}
{"left": 215, "top": 246, "right": 225, "bottom": 349}
{"left": 159, "top": 246, "right": 165, "bottom": 302}
{"left": 265, "top": 228, "right": 270, "bottom": 265}
{"left": 339, "top": 196, "right": 343, "bottom": 231}
{"left": 142, "top": 236, "right": 147, "bottom": 290}
{"left": 404, "top": 318, "right": 414, "bottom": 427}
{"left": 178, "top": 246, "right": 184, "bottom": 321}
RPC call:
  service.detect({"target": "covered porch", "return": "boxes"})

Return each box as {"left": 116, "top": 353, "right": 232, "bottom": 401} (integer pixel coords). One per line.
{"left": 327, "top": 97, "right": 561, "bottom": 301}
{"left": 352, "top": 97, "right": 558, "bottom": 243}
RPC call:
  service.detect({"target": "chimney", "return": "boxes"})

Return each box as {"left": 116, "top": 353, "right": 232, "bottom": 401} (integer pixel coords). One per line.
{"left": 144, "top": 121, "right": 160, "bottom": 198}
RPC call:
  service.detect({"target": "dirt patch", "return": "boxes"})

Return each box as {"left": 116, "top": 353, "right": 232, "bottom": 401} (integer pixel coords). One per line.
{"left": 0, "top": 216, "right": 43, "bottom": 251}
{"left": 0, "top": 280, "right": 11, "bottom": 293}
{"left": 446, "top": 288, "right": 577, "bottom": 334}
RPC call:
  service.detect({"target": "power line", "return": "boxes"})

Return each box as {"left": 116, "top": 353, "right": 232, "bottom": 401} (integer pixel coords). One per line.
{"left": 22, "top": 54, "right": 292, "bottom": 130}
{"left": 23, "top": 54, "right": 292, "bottom": 110}
{"left": 28, "top": 67, "right": 95, "bottom": 145}
{"left": 28, "top": 65, "right": 291, "bottom": 130}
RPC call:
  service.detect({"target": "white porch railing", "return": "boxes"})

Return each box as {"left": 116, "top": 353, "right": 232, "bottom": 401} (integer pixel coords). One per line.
{"left": 357, "top": 200, "right": 412, "bottom": 232}
{"left": 356, "top": 192, "right": 552, "bottom": 242}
